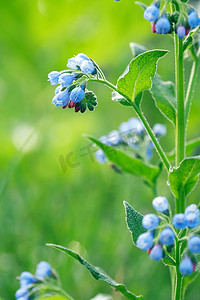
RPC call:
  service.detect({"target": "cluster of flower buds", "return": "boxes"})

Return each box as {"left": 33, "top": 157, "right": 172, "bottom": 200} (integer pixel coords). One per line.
{"left": 137, "top": 199, "right": 200, "bottom": 276}
{"left": 143, "top": 1, "right": 200, "bottom": 39}
{"left": 15, "top": 261, "right": 58, "bottom": 300}
{"left": 48, "top": 53, "right": 99, "bottom": 113}
{"left": 95, "top": 118, "right": 166, "bottom": 164}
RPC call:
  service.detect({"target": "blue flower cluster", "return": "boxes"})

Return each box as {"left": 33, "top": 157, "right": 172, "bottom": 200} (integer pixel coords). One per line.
{"left": 137, "top": 200, "right": 200, "bottom": 276}
{"left": 15, "top": 261, "right": 56, "bottom": 300}
{"left": 48, "top": 53, "right": 98, "bottom": 113}
{"left": 143, "top": 1, "right": 200, "bottom": 39}
{"left": 95, "top": 118, "right": 166, "bottom": 164}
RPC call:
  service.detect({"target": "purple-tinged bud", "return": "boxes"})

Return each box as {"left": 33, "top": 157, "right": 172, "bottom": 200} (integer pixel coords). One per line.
{"left": 177, "top": 26, "right": 186, "bottom": 39}
{"left": 179, "top": 256, "right": 193, "bottom": 276}
{"left": 149, "top": 244, "right": 163, "bottom": 261}
{"left": 68, "top": 100, "right": 76, "bottom": 108}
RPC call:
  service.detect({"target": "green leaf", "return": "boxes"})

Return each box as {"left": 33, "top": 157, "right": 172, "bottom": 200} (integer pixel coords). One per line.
{"left": 124, "top": 201, "right": 146, "bottom": 245}
{"left": 112, "top": 91, "right": 132, "bottom": 107}
{"left": 87, "top": 136, "right": 160, "bottom": 186}
{"left": 129, "top": 43, "right": 147, "bottom": 58}
{"left": 47, "top": 244, "right": 143, "bottom": 300}
{"left": 150, "top": 76, "right": 177, "bottom": 126}
{"left": 183, "top": 26, "right": 200, "bottom": 51}
{"left": 162, "top": 254, "right": 176, "bottom": 266}
{"left": 167, "top": 138, "right": 200, "bottom": 161}
{"left": 117, "top": 50, "right": 168, "bottom": 103}
{"left": 168, "top": 156, "right": 200, "bottom": 198}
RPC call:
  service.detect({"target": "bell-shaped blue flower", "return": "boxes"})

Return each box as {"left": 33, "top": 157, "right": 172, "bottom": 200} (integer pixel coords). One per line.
{"left": 58, "top": 73, "right": 76, "bottom": 87}
{"left": 188, "top": 11, "right": 199, "bottom": 28}
{"left": 179, "top": 256, "right": 193, "bottom": 276}
{"left": 149, "top": 244, "right": 163, "bottom": 261}
{"left": 144, "top": 5, "right": 159, "bottom": 22}
{"left": 136, "top": 232, "right": 154, "bottom": 251}
{"left": 36, "top": 261, "right": 53, "bottom": 280}
{"left": 70, "top": 87, "right": 85, "bottom": 103}
{"left": 80, "top": 60, "right": 96, "bottom": 75}
{"left": 48, "top": 71, "right": 61, "bottom": 85}
{"left": 20, "top": 272, "right": 38, "bottom": 288}
{"left": 52, "top": 89, "right": 70, "bottom": 107}
{"left": 155, "top": 16, "right": 171, "bottom": 34}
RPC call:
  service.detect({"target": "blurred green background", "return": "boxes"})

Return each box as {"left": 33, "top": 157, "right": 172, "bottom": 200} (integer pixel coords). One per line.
{"left": 0, "top": 0, "right": 200, "bottom": 299}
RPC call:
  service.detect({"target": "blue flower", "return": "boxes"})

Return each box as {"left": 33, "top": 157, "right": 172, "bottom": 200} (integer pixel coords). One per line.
{"left": 99, "top": 135, "right": 112, "bottom": 146}
{"left": 119, "top": 122, "right": 131, "bottom": 136}
{"left": 188, "top": 11, "right": 199, "bottom": 28}
{"left": 185, "top": 204, "right": 200, "bottom": 216}
{"left": 144, "top": 5, "right": 159, "bottom": 22}
{"left": 186, "top": 213, "right": 200, "bottom": 228}
{"left": 20, "top": 272, "right": 38, "bottom": 288}
{"left": 95, "top": 149, "right": 107, "bottom": 164}
{"left": 128, "top": 118, "right": 144, "bottom": 136}
{"left": 149, "top": 244, "right": 163, "bottom": 261}
{"left": 108, "top": 130, "right": 122, "bottom": 146}
{"left": 159, "top": 228, "right": 175, "bottom": 246}
{"left": 177, "top": 26, "right": 186, "bottom": 39}
{"left": 58, "top": 73, "right": 76, "bottom": 87}
{"left": 172, "top": 214, "right": 187, "bottom": 230}
{"left": 188, "top": 235, "right": 200, "bottom": 253}
{"left": 136, "top": 232, "right": 154, "bottom": 251}
{"left": 48, "top": 71, "right": 61, "bottom": 85}
{"left": 35, "top": 261, "right": 53, "bottom": 280}
{"left": 52, "top": 90, "right": 70, "bottom": 107}
{"left": 80, "top": 60, "right": 96, "bottom": 75}
{"left": 152, "top": 196, "right": 169, "bottom": 213}
{"left": 142, "top": 214, "right": 159, "bottom": 230}
{"left": 155, "top": 16, "right": 171, "bottom": 34}
{"left": 70, "top": 87, "right": 85, "bottom": 103}
{"left": 55, "top": 85, "right": 62, "bottom": 95}
{"left": 67, "top": 57, "right": 79, "bottom": 70}
{"left": 67, "top": 53, "right": 89, "bottom": 70}
{"left": 153, "top": 123, "right": 166, "bottom": 137}
{"left": 15, "top": 287, "right": 29, "bottom": 300}
{"left": 179, "top": 256, "right": 193, "bottom": 276}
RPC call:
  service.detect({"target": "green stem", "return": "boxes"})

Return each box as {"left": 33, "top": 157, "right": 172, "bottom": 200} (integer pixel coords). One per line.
{"left": 175, "top": 36, "right": 185, "bottom": 167}
{"left": 185, "top": 49, "right": 200, "bottom": 124}
{"left": 90, "top": 78, "right": 171, "bottom": 171}
{"left": 174, "top": 240, "right": 183, "bottom": 300}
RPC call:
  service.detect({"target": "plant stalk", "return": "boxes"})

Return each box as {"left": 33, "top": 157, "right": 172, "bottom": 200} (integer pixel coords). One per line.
{"left": 90, "top": 78, "right": 171, "bottom": 171}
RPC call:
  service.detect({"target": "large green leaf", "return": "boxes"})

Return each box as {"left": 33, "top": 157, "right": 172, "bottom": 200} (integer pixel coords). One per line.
{"left": 150, "top": 76, "right": 177, "bottom": 126}
{"left": 117, "top": 50, "right": 168, "bottom": 103}
{"left": 47, "top": 244, "right": 143, "bottom": 300}
{"left": 38, "top": 296, "right": 70, "bottom": 300}
{"left": 124, "top": 201, "right": 146, "bottom": 245}
{"left": 88, "top": 137, "right": 160, "bottom": 186}
{"left": 168, "top": 156, "right": 200, "bottom": 198}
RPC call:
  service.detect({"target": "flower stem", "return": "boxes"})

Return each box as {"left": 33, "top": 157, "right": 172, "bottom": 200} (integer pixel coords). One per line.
{"left": 90, "top": 78, "right": 170, "bottom": 171}
{"left": 175, "top": 36, "right": 185, "bottom": 167}
{"left": 174, "top": 240, "right": 183, "bottom": 300}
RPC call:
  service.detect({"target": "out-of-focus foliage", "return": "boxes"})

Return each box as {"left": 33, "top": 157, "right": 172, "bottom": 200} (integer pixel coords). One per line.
{"left": 0, "top": 0, "right": 200, "bottom": 299}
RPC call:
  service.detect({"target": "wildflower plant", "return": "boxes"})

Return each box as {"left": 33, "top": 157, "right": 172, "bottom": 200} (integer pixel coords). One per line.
{"left": 16, "top": 0, "right": 200, "bottom": 299}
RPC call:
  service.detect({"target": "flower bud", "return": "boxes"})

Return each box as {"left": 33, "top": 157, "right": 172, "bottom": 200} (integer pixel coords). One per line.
{"left": 144, "top": 5, "right": 159, "bottom": 22}
{"left": 172, "top": 213, "right": 187, "bottom": 230}
{"left": 188, "top": 236, "right": 200, "bottom": 253}
{"left": 159, "top": 228, "right": 175, "bottom": 246}
{"left": 142, "top": 214, "right": 159, "bottom": 230}
{"left": 152, "top": 196, "right": 169, "bottom": 213}
{"left": 155, "top": 16, "right": 171, "bottom": 34}
{"left": 136, "top": 232, "right": 154, "bottom": 251}
{"left": 179, "top": 256, "right": 193, "bottom": 276}
{"left": 149, "top": 244, "right": 163, "bottom": 261}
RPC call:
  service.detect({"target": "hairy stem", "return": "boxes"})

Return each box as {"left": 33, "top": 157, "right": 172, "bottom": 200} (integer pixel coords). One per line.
{"left": 90, "top": 78, "right": 170, "bottom": 171}
{"left": 185, "top": 49, "right": 200, "bottom": 124}
{"left": 174, "top": 240, "right": 183, "bottom": 300}
{"left": 175, "top": 36, "right": 185, "bottom": 167}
